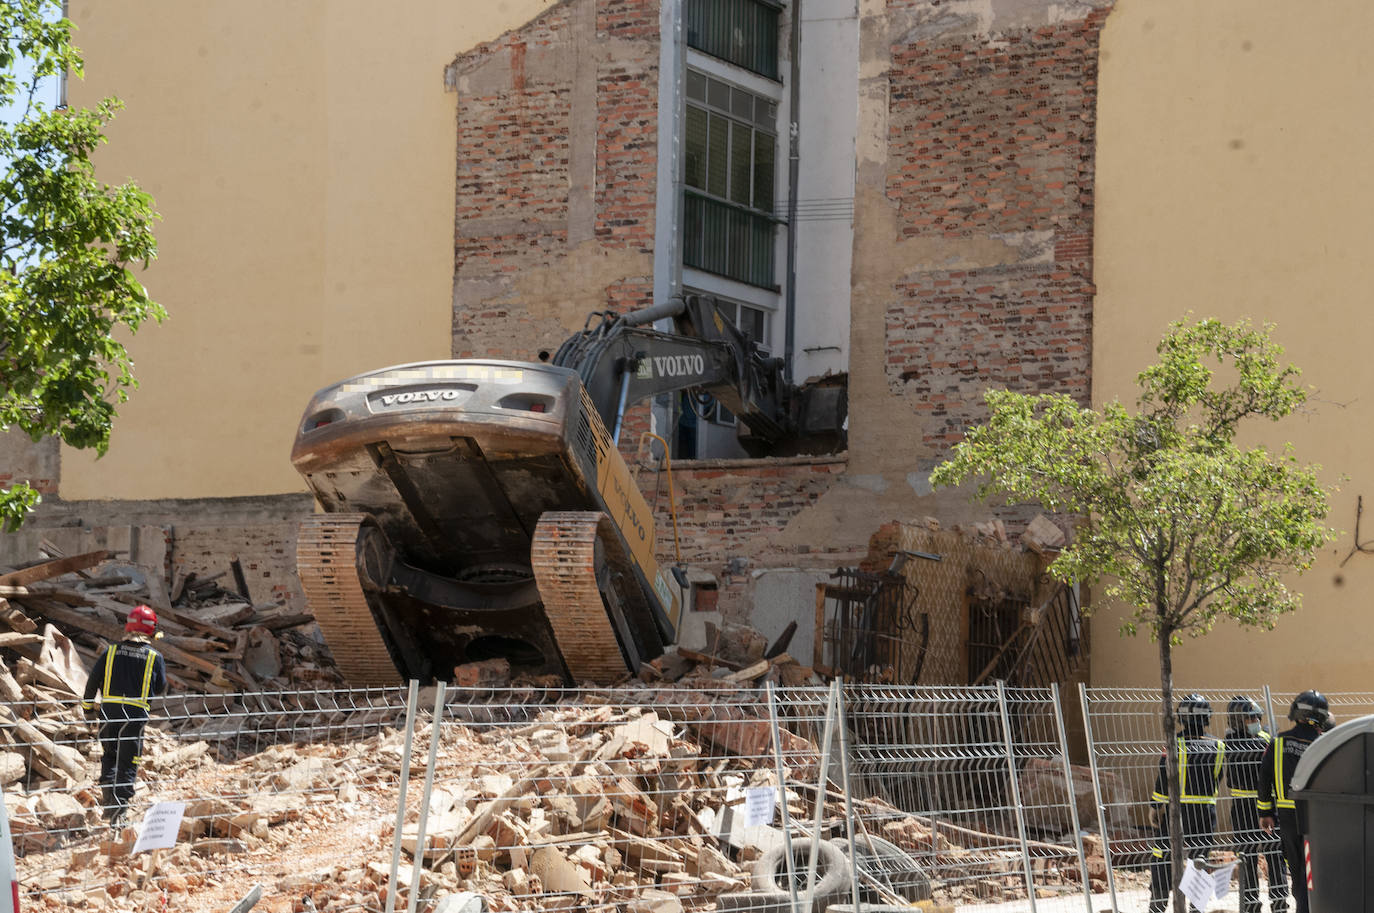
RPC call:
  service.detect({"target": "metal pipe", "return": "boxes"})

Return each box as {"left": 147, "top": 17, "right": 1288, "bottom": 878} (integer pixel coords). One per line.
{"left": 802, "top": 682, "right": 838, "bottom": 913}
{"left": 782, "top": 0, "right": 802, "bottom": 383}
{"left": 1079, "top": 682, "right": 1120, "bottom": 911}
{"left": 1050, "top": 683, "right": 1094, "bottom": 913}
{"left": 611, "top": 368, "right": 633, "bottom": 444}
{"left": 767, "top": 682, "right": 803, "bottom": 913}
{"left": 406, "top": 682, "right": 447, "bottom": 913}
{"left": 636, "top": 432, "right": 682, "bottom": 562}
{"left": 835, "top": 681, "right": 862, "bottom": 913}
{"left": 385, "top": 680, "right": 420, "bottom": 913}
{"left": 623, "top": 294, "right": 687, "bottom": 327}
{"left": 997, "top": 680, "right": 1038, "bottom": 913}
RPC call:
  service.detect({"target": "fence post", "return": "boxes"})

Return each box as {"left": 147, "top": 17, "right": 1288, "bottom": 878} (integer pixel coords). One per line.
{"left": 1263, "top": 684, "right": 1278, "bottom": 737}
{"left": 767, "top": 681, "right": 803, "bottom": 913}
{"left": 386, "top": 680, "right": 420, "bottom": 913}
{"left": 1050, "top": 683, "right": 1093, "bottom": 913}
{"left": 1078, "top": 683, "right": 1119, "bottom": 912}
{"left": 407, "top": 682, "right": 447, "bottom": 913}
{"left": 834, "top": 681, "right": 861, "bottom": 913}
{"left": 996, "top": 681, "right": 1038, "bottom": 913}
{"left": 802, "top": 682, "right": 838, "bottom": 913}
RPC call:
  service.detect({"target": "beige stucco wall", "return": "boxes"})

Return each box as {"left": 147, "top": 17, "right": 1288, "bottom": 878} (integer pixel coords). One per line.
{"left": 59, "top": 0, "right": 555, "bottom": 500}
{"left": 1092, "top": 0, "right": 1374, "bottom": 692}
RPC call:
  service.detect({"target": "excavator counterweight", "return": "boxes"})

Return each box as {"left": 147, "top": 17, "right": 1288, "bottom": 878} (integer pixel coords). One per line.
{"left": 291, "top": 295, "right": 845, "bottom": 686}
{"left": 291, "top": 360, "right": 680, "bottom": 686}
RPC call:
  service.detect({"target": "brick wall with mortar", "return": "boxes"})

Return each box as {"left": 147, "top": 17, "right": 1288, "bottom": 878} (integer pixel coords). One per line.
{"left": 878, "top": 4, "right": 1107, "bottom": 457}
{"left": 449, "top": 0, "right": 658, "bottom": 365}
{"left": 636, "top": 456, "right": 851, "bottom": 620}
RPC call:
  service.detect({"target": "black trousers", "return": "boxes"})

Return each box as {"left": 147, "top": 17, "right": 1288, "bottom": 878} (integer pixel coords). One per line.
{"left": 97, "top": 703, "right": 148, "bottom": 820}
{"left": 1149, "top": 804, "right": 1217, "bottom": 913}
{"left": 1234, "top": 799, "right": 1288, "bottom": 913}
{"left": 1276, "top": 808, "right": 1308, "bottom": 913}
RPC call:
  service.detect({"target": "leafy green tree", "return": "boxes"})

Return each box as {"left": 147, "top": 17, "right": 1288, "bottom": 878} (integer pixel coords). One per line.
{"left": 930, "top": 317, "right": 1331, "bottom": 909}
{"left": 0, "top": 0, "right": 162, "bottom": 531}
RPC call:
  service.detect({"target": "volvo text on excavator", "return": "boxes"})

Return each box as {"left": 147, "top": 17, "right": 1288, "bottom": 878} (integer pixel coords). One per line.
{"left": 290, "top": 294, "right": 846, "bottom": 686}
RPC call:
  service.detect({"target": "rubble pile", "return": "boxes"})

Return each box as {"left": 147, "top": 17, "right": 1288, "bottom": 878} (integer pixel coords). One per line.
{"left": 10, "top": 667, "right": 1117, "bottom": 912}
{"left": 0, "top": 549, "right": 343, "bottom": 698}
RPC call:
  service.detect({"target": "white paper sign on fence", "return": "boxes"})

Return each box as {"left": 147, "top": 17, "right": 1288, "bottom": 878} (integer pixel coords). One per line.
{"left": 1179, "top": 858, "right": 1216, "bottom": 911}
{"left": 743, "top": 786, "right": 776, "bottom": 827}
{"left": 132, "top": 801, "right": 186, "bottom": 854}
{"left": 1210, "top": 861, "right": 1237, "bottom": 901}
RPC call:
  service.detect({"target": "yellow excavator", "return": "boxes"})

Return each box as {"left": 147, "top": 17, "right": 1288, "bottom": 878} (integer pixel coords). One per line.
{"left": 290, "top": 294, "right": 846, "bottom": 686}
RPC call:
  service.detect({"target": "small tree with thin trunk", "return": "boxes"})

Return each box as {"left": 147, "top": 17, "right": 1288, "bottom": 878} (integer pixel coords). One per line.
{"left": 0, "top": 0, "right": 163, "bottom": 531}
{"left": 930, "top": 317, "right": 1331, "bottom": 910}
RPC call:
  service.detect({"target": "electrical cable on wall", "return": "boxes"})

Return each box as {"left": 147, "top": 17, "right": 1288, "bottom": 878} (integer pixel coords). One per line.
{"left": 1338, "top": 494, "right": 1374, "bottom": 567}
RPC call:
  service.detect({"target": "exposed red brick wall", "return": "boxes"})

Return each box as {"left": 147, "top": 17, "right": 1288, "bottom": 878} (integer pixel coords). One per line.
{"left": 636, "top": 456, "right": 848, "bottom": 613}
{"left": 595, "top": 0, "right": 659, "bottom": 252}
{"left": 451, "top": 0, "right": 659, "bottom": 360}
{"left": 883, "top": 6, "right": 1108, "bottom": 454}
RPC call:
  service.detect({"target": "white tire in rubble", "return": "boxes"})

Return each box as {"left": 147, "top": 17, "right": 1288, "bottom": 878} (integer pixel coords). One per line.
{"left": 750, "top": 840, "right": 851, "bottom": 913}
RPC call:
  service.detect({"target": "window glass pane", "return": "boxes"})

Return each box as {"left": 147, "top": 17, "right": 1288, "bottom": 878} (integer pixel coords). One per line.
{"left": 729, "top": 122, "right": 753, "bottom": 206}
{"left": 707, "top": 113, "right": 729, "bottom": 197}
{"left": 707, "top": 76, "right": 730, "bottom": 111}
{"left": 752, "top": 131, "right": 774, "bottom": 212}
{"left": 686, "top": 69, "right": 707, "bottom": 103}
{"left": 731, "top": 86, "right": 754, "bottom": 121}
{"left": 739, "top": 305, "right": 766, "bottom": 342}
{"left": 685, "top": 106, "right": 708, "bottom": 190}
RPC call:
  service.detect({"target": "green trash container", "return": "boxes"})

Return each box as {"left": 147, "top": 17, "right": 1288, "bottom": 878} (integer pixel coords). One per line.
{"left": 1292, "top": 714, "right": 1374, "bottom": 912}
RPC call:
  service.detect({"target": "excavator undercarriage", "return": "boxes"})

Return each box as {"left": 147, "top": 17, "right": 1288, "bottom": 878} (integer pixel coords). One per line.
{"left": 291, "top": 295, "right": 846, "bottom": 687}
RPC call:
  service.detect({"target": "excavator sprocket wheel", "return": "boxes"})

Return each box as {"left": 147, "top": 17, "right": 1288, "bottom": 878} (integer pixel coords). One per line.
{"left": 531, "top": 511, "right": 629, "bottom": 684}
{"left": 297, "top": 513, "right": 399, "bottom": 686}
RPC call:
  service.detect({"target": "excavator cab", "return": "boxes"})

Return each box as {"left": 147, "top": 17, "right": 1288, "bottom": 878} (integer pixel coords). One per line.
{"left": 291, "top": 360, "right": 681, "bottom": 686}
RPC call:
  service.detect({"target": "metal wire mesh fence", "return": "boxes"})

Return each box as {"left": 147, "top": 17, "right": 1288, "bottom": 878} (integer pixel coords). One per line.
{"left": 1078, "top": 687, "right": 1374, "bottom": 913}
{"left": 7, "top": 682, "right": 1103, "bottom": 912}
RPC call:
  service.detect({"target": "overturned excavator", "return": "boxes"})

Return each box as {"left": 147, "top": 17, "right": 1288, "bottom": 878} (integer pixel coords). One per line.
{"left": 290, "top": 294, "right": 846, "bottom": 686}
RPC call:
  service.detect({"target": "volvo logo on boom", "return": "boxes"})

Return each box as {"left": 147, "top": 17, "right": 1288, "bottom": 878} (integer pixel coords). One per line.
{"left": 649, "top": 354, "right": 706, "bottom": 379}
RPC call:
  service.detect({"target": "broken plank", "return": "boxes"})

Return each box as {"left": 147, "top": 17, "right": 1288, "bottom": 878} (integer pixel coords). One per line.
{"left": 25, "top": 598, "right": 225, "bottom": 676}
{"left": 722, "top": 660, "right": 770, "bottom": 684}
{"left": 0, "top": 704, "right": 86, "bottom": 780}
{"left": 0, "top": 551, "right": 114, "bottom": 587}
{"left": 675, "top": 647, "right": 746, "bottom": 672}
{"left": 0, "top": 600, "right": 37, "bottom": 634}
{"left": 229, "top": 558, "right": 252, "bottom": 603}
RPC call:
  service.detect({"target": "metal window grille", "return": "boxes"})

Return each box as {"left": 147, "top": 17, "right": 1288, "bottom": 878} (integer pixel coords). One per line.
{"left": 685, "top": 0, "right": 781, "bottom": 80}
{"left": 683, "top": 190, "right": 776, "bottom": 288}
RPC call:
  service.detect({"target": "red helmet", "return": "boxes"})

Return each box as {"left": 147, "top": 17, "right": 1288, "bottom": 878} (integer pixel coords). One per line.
{"left": 125, "top": 605, "right": 158, "bottom": 636}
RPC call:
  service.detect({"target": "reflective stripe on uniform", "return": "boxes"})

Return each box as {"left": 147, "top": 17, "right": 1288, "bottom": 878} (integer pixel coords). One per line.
{"left": 1274, "top": 736, "right": 1295, "bottom": 809}
{"left": 101, "top": 644, "right": 116, "bottom": 698}
{"left": 98, "top": 643, "right": 158, "bottom": 711}
{"left": 1232, "top": 788, "right": 1258, "bottom": 798}
{"left": 139, "top": 650, "right": 155, "bottom": 700}
{"left": 1176, "top": 736, "right": 1220, "bottom": 804}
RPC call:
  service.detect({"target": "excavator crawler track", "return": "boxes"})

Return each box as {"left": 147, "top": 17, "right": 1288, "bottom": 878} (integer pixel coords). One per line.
{"left": 531, "top": 511, "right": 631, "bottom": 683}
{"left": 297, "top": 513, "right": 399, "bottom": 687}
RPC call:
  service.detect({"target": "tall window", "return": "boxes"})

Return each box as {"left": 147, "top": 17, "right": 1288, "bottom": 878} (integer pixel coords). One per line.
{"left": 683, "top": 70, "right": 778, "bottom": 288}
{"left": 682, "top": 297, "right": 769, "bottom": 430}
{"left": 685, "top": 0, "right": 781, "bottom": 80}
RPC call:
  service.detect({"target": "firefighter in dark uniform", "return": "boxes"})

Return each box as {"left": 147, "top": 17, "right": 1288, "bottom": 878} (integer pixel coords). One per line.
{"left": 79, "top": 605, "right": 168, "bottom": 825}
{"left": 1148, "top": 694, "right": 1224, "bottom": 913}
{"left": 1224, "top": 696, "right": 1288, "bottom": 913}
{"left": 1259, "top": 690, "right": 1328, "bottom": 913}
